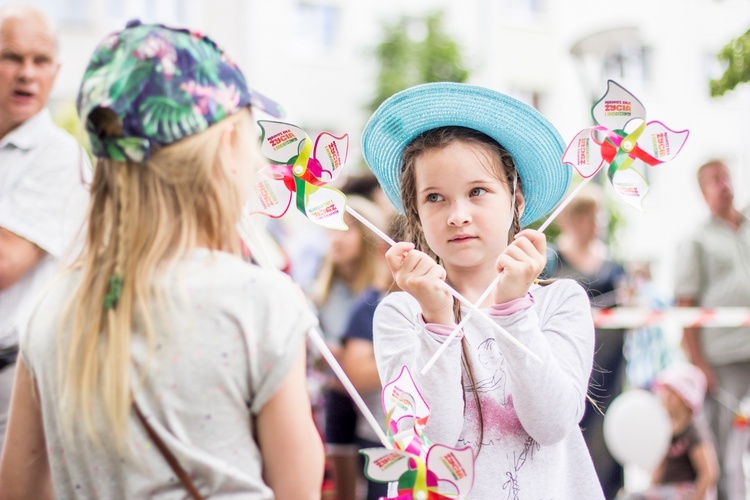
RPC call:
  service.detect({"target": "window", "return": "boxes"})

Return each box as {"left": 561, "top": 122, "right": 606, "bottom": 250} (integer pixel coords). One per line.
{"left": 506, "top": 0, "right": 545, "bottom": 22}
{"left": 293, "top": 3, "right": 340, "bottom": 52}
{"left": 602, "top": 45, "right": 651, "bottom": 84}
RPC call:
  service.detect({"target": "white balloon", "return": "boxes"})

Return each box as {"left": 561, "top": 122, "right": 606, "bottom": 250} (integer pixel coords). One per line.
{"left": 603, "top": 389, "right": 671, "bottom": 471}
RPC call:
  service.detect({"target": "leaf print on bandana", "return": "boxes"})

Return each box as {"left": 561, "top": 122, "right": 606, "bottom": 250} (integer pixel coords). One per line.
{"left": 140, "top": 96, "right": 208, "bottom": 144}
{"left": 133, "top": 35, "right": 178, "bottom": 78}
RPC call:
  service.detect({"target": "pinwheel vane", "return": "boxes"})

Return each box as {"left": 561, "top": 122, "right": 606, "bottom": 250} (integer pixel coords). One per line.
{"left": 561, "top": 80, "right": 689, "bottom": 212}
{"left": 249, "top": 120, "right": 350, "bottom": 230}
{"left": 360, "top": 367, "right": 475, "bottom": 500}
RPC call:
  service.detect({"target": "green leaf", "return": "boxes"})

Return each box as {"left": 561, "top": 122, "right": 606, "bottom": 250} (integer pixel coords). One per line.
{"left": 139, "top": 96, "right": 208, "bottom": 143}
{"left": 368, "top": 11, "right": 469, "bottom": 111}
{"left": 108, "top": 60, "right": 153, "bottom": 111}
{"left": 710, "top": 28, "right": 750, "bottom": 97}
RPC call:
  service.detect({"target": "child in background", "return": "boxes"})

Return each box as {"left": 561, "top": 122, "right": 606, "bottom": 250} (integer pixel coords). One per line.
{"left": 310, "top": 195, "right": 387, "bottom": 500}
{"left": 623, "top": 363, "right": 719, "bottom": 500}
{"left": 340, "top": 214, "right": 404, "bottom": 500}
{"left": 361, "top": 82, "right": 603, "bottom": 498}
{"left": 0, "top": 21, "right": 323, "bottom": 499}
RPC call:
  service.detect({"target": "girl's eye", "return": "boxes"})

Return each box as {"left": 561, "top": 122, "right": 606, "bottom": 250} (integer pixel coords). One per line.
{"left": 470, "top": 187, "right": 487, "bottom": 197}
{"left": 426, "top": 193, "right": 444, "bottom": 203}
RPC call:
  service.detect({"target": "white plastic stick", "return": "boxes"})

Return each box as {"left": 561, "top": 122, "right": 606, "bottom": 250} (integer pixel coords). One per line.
{"left": 346, "top": 206, "right": 541, "bottom": 363}
{"left": 537, "top": 175, "right": 594, "bottom": 233}
{"left": 420, "top": 274, "right": 500, "bottom": 374}
{"left": 239, "top": 216, "right": 391, "bottom": 449}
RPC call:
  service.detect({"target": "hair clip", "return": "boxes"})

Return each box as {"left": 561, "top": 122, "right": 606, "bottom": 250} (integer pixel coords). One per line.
{"left": 103, "top": 274, "right": 124, "bottom": 310}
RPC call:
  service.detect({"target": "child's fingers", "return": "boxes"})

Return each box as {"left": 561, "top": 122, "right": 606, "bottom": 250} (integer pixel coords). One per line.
{"left": 384, "top": 242, "right": 415, "bottom": 271}
{"left": 504, "top": 245, "right": 537, "bottom": 270}
{"left": 509, "top": 236, "right": 546, "bottom": 271}
{"left": 514, "top": 229, "right": 546, "bottom": 255}
{"left": 495, "top": 253, "right": 516, "bottom": 274}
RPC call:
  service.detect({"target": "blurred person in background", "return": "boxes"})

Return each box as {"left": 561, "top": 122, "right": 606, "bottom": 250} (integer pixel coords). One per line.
{"left": 341, "top": 171, "right": 395, "bottom": 217}
{"left": 675, "top": 159, "right": 750, "bottom": 500}
{"left": 0, "top": 4, "right": 89, "bottom": 452}
{"left": 545, "top": 183, "right": 627, "bottom": 499}
{"left": 310, "top": 195, "right": 387, "bottom": 500}
{"left": 619, "top": 363, "right": 719, "bottom": 500}
{"left": 340, "top": 213, "right": 403, "bottom": 500}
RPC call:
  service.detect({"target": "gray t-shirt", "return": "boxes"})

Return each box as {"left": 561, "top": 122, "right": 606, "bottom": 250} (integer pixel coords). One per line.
{"left": 674, "top": 214, "right": 750, "bottom": 366}
{"left": 21, "top": 249, "right": 316, "bottom": 499}
{"left": 374, "top": 279, "right": 604, "bottom": 499}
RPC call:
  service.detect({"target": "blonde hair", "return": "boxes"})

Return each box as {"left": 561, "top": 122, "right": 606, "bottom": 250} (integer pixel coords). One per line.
{"left": 58, "top": 108, "right": 255, "bottom": 450}
{"left": 311, "top": 195, "right": 387, "bottom": 307}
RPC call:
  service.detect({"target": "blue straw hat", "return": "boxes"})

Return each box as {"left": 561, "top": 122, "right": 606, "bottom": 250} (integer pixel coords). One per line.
{"left": 361, "top": 82, "right": 570, "bottom": 227}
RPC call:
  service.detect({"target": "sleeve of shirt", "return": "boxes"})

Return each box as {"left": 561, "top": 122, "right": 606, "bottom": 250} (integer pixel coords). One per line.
{"left": 342, "top": 296, "right": 378, "bottom": 343}
{"left": 246, "top": 270, "right": 318, "bottom": 414}
{"left": 674, "top": 237, "right": 703, "bottom": 300}
{"left": 373, "top": 292, "right": 465, "bottom": 446}
{"left": 0, "top": 137, "right": 90, "bottom": 258}
{"left": 491, "top": 279, "right": 595, "bottom": 446}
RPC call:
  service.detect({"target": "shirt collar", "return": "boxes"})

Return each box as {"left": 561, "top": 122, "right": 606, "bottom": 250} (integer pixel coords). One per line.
{"left": 0, "top": 109, "right": 54, "bottom": 151}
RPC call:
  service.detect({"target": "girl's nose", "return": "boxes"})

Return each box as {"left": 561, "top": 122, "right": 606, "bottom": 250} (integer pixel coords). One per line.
{"left": 447, "top": 201, "right": 471, "bottom": 226}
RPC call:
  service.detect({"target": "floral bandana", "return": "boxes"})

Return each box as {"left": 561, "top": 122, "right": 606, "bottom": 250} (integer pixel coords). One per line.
{"left": 77, "top": 20, "right": 283, "bottom": 163}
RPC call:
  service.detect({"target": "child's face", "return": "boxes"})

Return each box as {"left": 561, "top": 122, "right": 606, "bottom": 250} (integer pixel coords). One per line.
{"left": 561, "top": 209, "right": 598, "bottom": 243}
{"left": 657, "top": 385, "right": 692, "bottom": 430}
{"left": 414, "top": 141, "right": 514, "bottom": 273}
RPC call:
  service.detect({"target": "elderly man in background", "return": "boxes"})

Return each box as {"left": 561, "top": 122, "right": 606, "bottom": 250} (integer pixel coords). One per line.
{"left": 675, "top": 159, "right": 750, "bottom": 500}
{"left": 0, "top": 4, "right": 90, "bottom": 451}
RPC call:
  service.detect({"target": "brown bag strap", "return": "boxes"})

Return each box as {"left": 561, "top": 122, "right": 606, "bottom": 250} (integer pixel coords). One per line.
{"left": 133, "top": 403, "right": 205, "bottom": 500}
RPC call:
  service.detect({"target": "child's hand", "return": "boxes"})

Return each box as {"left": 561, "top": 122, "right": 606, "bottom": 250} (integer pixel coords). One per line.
{"left": 385, "top": 242, "right": 454, "bottom": 325}
{"left": 493, "top": 229, "right": 547, "bottom": 305}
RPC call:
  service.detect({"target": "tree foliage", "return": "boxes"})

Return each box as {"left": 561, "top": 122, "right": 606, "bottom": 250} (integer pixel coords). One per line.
{"left": 710, "top": 28, "right": 750, "bottom": 97}
{"left": 369, "top": 12, "right": 469, "bottom": 111}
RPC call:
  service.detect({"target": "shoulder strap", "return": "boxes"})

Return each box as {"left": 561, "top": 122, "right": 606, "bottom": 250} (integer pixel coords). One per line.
{"left": 133, "top": 403, "right": 205, "bottom": 500}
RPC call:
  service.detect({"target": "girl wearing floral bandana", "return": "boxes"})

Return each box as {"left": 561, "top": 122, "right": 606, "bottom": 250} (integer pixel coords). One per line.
{"left": 0, "top": 21, "right": 324, "bottom": 499}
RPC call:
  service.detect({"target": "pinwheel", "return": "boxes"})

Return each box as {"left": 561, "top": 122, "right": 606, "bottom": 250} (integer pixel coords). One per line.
{"left": 360, "top": 367, "right": 475, "bottom": 500}
{"left": 248, "top": 120, "right": 350, "bottom": 230}
{"left": 559, "top": 80, "right": 689, "bottom": 212}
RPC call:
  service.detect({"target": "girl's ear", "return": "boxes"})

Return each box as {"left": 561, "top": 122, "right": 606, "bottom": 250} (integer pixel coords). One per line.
{"left": 218, "top": 121, "right": 240, "bottom": 176}
{"left": 515, "top": 189, "right": 525, "bottom": 218}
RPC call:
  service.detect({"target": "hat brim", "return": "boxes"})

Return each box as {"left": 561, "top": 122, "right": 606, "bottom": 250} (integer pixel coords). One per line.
{"left": 249, "top": 89, "right": 285, "bottom": 119}
{"left": 361, "top": 82, "right": 570, "bottom": 227}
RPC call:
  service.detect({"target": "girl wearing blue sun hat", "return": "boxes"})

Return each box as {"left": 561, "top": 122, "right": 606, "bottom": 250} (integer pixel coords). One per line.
{"left": 0, "top": 21, "right": 324, "bottom": 498}
{"left": 363, "top": 82, "right": 604, "bottom": 498}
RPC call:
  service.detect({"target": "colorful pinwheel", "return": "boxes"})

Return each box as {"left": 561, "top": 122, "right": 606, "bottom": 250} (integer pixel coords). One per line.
{"left": 562, "top": 80, "right": 689, "bottom": 211}
{"left": 360, "top": 367, "right": 475, "bottom": 500}
{"left": 248, "top": 120, "right": 350, "bottom": 230}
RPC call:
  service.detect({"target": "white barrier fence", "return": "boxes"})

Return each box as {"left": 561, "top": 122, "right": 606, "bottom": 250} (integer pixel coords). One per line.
{"left": 592, "top": 307, "right": 750, "bottom": 329}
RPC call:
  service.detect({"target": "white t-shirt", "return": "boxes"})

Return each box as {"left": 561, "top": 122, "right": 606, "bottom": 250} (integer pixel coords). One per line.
{"left": 0, "top": 109, "right": 90, "bottom": 346}
{"left": 374, "top": 279, "right": 604, "bottom": 499}
{"left": 21, "top": 250, "right": 317, "bottom": 498}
